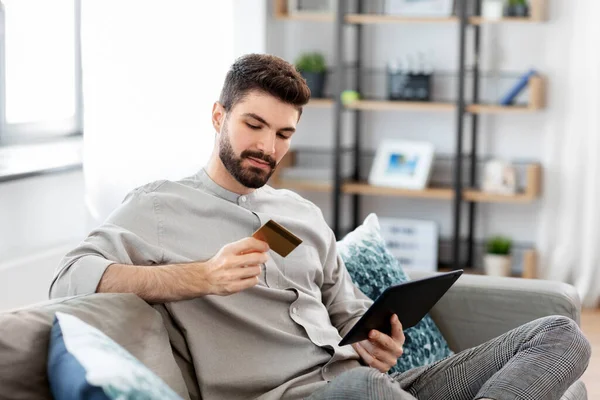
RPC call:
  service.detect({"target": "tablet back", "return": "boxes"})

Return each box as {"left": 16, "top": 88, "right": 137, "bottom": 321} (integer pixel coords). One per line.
{"left": 339, "top": 270, "right": 463, "bottom": 346}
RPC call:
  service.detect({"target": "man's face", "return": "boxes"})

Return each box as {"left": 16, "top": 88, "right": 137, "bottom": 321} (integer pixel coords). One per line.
{"left": 215, "top": 91, "right": 299, "bottom": 189}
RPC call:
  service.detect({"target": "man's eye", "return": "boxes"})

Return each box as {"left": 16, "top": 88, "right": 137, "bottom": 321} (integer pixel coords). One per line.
{"left": 246, "top": 123, "right": 260, "bottom": 130}
{"left": 277, "top": 133, "right": 290, "bottom": 139}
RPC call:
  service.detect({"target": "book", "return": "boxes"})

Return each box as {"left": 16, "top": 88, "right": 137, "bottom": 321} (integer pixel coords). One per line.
{"left": 499, "top": 69, "right": 538, "bottom": 106}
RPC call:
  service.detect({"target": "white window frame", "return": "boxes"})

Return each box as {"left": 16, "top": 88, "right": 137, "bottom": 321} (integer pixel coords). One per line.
{"left": 0, "top": 0, "right": 83, "bottom": 145}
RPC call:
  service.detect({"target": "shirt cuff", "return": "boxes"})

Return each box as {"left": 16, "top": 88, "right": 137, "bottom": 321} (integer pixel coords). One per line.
{"left": 50, "top": 256, "right": 115, "bottom": 298}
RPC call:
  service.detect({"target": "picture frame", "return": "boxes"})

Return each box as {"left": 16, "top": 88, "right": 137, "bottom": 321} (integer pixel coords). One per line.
{"left": 369, "top": 140, "right": 435, "bottom": 190}
{"left": 385, "top": 0, "right": 456, "bottom": 17}
{"left": 379, "top": 218, "right": 439, "bottom": 272}
{"left": 482, "top": 160, "right": 517, "bottom": 195}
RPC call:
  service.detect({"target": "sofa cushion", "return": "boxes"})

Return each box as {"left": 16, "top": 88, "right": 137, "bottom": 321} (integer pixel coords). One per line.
{"left": 337, "top": 213, "right": 454, "bottom": 375}
{"left": 48, "top": 312, "right": 183, "bottom": 399}
{"left": 0, "top": 293, "right": 189, "bottom": 400}
{"left": 560, "top": 380, "right": 587, "bottom": 400}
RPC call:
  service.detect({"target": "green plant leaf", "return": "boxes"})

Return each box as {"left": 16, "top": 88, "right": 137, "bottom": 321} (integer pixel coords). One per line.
{"left": 295, "top": 52, "right": 327, "bottom": 73}
{"left": 486, "top": 236, "right": 512, "bottom": 255}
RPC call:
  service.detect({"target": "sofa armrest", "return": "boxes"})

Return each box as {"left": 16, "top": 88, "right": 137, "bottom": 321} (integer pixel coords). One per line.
{"left": 405, "top": 269, "right": 582, "bottom": 352}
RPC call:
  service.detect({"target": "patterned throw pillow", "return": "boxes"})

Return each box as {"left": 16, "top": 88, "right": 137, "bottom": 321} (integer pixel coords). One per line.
{"left": 337, "top": 213, "right": 453, "bottom": 375}
{"left": 47, "top": 312, "right": 183, "bottom": 400}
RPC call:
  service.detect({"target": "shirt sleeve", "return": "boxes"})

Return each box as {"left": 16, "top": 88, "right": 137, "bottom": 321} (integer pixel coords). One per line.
{"left": 48, "top": 189, "right": 164, "bottom": 299}
{"left": 320, "top": 226, "right": 373, "bottom": 337}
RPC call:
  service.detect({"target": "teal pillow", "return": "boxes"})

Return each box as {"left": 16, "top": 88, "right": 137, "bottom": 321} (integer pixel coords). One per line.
{"left": 47, "top": 312, "right": 184, "bottom": 400}
{"left": 337, "top": 214, "right": 453, "bottom": 375}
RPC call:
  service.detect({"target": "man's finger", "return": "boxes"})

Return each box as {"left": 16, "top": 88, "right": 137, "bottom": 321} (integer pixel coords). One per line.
{"left": 233, "top": 252, "right": 269, "bottom": 268}
{"left": 391, "top": 314, "right": 405, "bottom": 343}
{"left": 228, "top": 237, "right": 270, "bottom": 255}
{"left": 231, "top": 265, "right": 262, "bottom": 280}
{"left": 227, "top": 276, "right": 260, "bottom": 294}
{"left": 368, "top": 330, "right": 403, "bottom": 360}
{"left": 353, "top": 342, "right": 390, "bottom": 373}
{"left": 361, "top": 339, "right": 398, "bottom": 367}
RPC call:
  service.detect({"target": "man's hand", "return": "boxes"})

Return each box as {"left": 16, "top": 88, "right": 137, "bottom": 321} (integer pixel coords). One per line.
{"left": 351, "top": 314, "right": 405, "bottom": 373}
{"left": 201, "top": 237, "right": 270, "bottom": 296}
{"left": 96, "top": 237, "right": 270, "bottom": 303}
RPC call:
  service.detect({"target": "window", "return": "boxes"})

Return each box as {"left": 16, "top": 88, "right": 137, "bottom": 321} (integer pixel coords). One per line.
{"left": 0, "top": 0, "right": 82, "bottom": 143}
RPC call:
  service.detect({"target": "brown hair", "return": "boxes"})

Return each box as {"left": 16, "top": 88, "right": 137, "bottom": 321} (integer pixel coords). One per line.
{"left": 219, "top": 53, "right": 311, "bottom": 116}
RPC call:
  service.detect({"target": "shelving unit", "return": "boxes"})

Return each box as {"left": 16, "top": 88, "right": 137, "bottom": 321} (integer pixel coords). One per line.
{"left": 273, "top": 152, "right": 542, "bottom": 205}
{"left": 345, "top": 100, "right": 456, "bottom": 112}
{"left": 271, "top": 0, "right": 546, "bottom": 278}
{"left": 274, "top": 0, "right": 546, "bottom": 24}
{"left": 345, "top": 14, "right": 459, "bottom": 24}
{"left": 305, "top": 74, "right": 546, "bottom": 113}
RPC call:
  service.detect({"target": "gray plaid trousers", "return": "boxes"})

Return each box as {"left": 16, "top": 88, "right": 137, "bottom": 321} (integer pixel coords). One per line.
{"left": 307, "top": 316, "right": 591, "bottom": 400}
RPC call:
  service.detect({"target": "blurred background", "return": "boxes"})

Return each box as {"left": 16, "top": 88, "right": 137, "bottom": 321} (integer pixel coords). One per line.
{"left": 0, "top": 0, "right": 598, "bottom": 320}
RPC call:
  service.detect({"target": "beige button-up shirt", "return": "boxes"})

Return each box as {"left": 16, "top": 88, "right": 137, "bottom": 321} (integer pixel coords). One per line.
{"left": 49, "top": 169, "right": 373, "bottom": 400}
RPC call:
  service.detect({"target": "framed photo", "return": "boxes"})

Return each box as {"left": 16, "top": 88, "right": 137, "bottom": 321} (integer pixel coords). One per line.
{"left": 385, "top": 0, "right": 455, "bottom": 17}
{"left": 369, "top": 140, "right": 435, "bottom": 190}
{"left": 482, "top": 160, "right": 517, "bottom": 195}
{"left": 287, "top": 0, "right": 335, "bottom": 15}
{"left": 379, "top": 218, "right": 439, "bottom": 272}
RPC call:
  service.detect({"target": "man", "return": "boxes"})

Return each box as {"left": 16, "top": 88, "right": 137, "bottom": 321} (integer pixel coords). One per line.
{"left": 50, "top": 54, "right": 590, "bottom": 400}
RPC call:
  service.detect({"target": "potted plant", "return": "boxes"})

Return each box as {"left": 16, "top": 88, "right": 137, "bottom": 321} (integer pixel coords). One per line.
{"left": 506, "top": 0, "right": 529, "bottom": 17}
{"left": 484, "top": 236, "right": 512, "bottom": 276}
{"left": 295, "top": 52, "right": 327, "bottom": 99}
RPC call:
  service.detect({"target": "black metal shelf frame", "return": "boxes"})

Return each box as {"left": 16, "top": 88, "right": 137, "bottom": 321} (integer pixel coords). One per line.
{"left": 331, "top": 0, "right": 484, "bottom": 269}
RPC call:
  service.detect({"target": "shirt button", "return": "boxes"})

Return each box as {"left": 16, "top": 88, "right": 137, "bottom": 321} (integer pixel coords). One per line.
{"left": 292, "top": 307, "right": 298, "bottom": 314}
{"left": 240, "top": 196, "right": 247, "bottom": 203}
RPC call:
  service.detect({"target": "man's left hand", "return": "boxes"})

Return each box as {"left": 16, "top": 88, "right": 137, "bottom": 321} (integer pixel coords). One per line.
{"left": 351, "top": 314, "right": 405, "bottom": 373}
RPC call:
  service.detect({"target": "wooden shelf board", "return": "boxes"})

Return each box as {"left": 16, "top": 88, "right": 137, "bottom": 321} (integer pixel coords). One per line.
{"left": 342, "top": 182, "right": 454, "bottom": 199}
{"left": 345, "top": 100, "right": 456, "bottom": 112}
{"left": 273, "top": 179, "right": 333, "bottom": 192}
{"left": 307, "top": 101, "right": 543, "bottom": 113}
{"left": 273, "top": 163, "right": 541, "bottom": 204}
{"left": 307, "top": 98, "right": 334, "bottom": 108}
{"left": 345, "top": 14, "right": 459, "bottom": 24}
{"left": 466, "top": 104, "right": 540, "bottom": 114}
{"left": 275, "top": 12, "right": 334, "bottom": 22}
{"left": 275, "top": 14, "right": 543, "bottom": 25}
{"left": 463, "top": 190, "right": 537, "bottom": 204}
{"left": 273, "top": 182, "right": 540, "bottom": 204}
{"left": 469, "top": 17, "right": 542, "bottom": 25}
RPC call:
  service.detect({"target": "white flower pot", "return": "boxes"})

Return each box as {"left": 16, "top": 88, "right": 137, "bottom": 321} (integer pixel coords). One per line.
{"left": 482, "top": 0, "right": 505, "bottom": 20}
{"left": 483, "top": 254, "right": 512, "bottom": 276}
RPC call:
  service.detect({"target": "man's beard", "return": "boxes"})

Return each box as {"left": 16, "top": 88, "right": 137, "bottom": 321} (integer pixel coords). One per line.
{"left": 218, "top": 127, "right": 277, "bottom": 189}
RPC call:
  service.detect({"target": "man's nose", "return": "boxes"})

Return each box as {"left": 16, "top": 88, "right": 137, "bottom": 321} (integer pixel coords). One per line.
{"left": 256, "top": 132, "right": 276, "bottom": 155}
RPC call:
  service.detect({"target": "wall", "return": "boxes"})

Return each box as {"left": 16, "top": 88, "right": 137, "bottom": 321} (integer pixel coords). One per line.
{"left": 0, "top": 1, "right": 268, "bottom": 311}
{"left": 0, "top": 170, "right": 86, "bottom": 310}
{"left": 266, "top": 0, "right": 568, "bottom": 263}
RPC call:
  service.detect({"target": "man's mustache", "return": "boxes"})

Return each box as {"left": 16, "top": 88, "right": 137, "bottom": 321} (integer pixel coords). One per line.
{"left": 241, "top": 151, "right": 276, "bottom": 169}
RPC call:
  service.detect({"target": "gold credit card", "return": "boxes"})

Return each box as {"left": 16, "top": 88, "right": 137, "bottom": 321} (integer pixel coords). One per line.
{"left": 252, "top": 220, "right": 302, "bottom": 258}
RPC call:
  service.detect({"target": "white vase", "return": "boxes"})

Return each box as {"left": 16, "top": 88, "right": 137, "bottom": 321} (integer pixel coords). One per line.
{"left": 482, "top": 0, "right": 505, "bottom": 20}
{"left": 483, "top": 254, "right": 512, "bottom": 276}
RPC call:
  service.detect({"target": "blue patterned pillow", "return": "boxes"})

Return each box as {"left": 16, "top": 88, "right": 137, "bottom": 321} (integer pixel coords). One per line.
{"left": 47, "top": 312, "right": 184, "bottom": 400}
{"left": 337, "top": 214, "right": 453, "bottom": 374}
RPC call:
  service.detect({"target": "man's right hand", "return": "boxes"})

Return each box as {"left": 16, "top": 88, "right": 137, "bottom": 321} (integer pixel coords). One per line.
{"left": 97, "top": 237, "right": 270, "bottom": 303}
{"left": 200, "top": 237, "right": 269, "bottom": 296}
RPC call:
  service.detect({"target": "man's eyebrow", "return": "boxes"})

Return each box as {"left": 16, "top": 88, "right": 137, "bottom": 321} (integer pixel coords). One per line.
{"left": 243, "top": 113, "right": 296, "bottom": 133}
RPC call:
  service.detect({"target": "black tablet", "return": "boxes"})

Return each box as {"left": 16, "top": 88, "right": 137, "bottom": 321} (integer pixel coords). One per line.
{"left": 339, "top": 270, "right": 463, "bottom": 346}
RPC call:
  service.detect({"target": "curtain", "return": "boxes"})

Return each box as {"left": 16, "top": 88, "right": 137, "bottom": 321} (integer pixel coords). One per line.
{"left": 538, "top": 0, "right": 600, "bottom": 308}
{"left": 80, "top": 1, "right": 235, "bottom": 224}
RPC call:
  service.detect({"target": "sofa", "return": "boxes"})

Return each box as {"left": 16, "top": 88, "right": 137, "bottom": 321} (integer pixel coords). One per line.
{"left": 0, "top": 270, "right": 588, "bottom": 400}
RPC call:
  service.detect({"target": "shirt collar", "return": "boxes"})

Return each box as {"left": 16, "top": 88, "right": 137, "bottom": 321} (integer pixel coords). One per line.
{"left": 197, "top": 168, "right": 257, "bottom": 203}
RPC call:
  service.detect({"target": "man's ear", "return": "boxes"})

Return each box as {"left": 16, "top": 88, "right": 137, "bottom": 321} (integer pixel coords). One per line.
{"left": 212, "top": 102, "right": 226, "bottom": 134}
